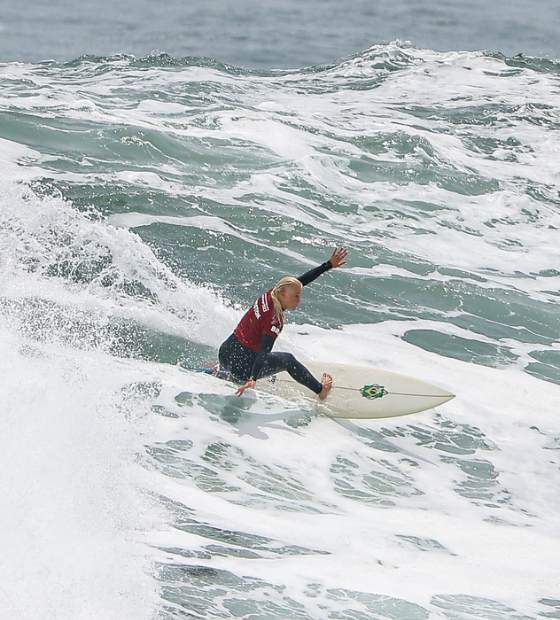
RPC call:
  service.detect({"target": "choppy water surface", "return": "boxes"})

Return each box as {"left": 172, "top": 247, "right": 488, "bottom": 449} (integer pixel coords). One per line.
{"left": 1, "top": 44, "right": 560, "bottom": 619}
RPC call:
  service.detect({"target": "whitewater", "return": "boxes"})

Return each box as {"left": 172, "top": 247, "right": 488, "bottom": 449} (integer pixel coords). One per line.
{"left": 1, "top": 44, "right": 559, "bottom": 619}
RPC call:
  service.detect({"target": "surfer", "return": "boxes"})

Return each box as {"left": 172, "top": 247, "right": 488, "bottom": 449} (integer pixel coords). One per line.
{"left": 218, "top": 248, "right": 348, "bottom": 398}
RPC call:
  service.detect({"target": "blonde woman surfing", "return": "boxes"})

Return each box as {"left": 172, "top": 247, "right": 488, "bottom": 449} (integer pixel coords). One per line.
{"left": 218, "top": 248, "right": 348, "bottom": 398}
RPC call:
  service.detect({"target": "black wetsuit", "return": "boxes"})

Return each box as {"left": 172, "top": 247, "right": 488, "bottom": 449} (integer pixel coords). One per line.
{"left": 218, "top": 261, "right": 332, "bottom": 394}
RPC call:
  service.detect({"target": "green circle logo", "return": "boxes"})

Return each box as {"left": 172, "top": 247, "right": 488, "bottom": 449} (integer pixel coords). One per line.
{"left": 361, "top": 384, "right": 388, "bottom": 399}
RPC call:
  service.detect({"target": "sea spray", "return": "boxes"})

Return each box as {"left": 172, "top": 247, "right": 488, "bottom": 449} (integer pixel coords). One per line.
{"left": 0, "top": 327, "right": 161, "bottom": 620}
{"left": 1, "top": 45, "right": 559, "bottom": 619}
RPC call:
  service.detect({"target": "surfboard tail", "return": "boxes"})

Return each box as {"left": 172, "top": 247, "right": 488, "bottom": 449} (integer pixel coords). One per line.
{"left": 181, "top": 364, "right": 234, "bottom": 382}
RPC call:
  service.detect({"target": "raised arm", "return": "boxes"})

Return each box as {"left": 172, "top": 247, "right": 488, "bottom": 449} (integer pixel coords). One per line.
{"left": 297, "top": 247, "right": 348, "bottom": 286}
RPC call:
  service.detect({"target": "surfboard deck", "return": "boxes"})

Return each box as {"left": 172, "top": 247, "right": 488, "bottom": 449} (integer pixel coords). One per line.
{"left": 185, "top": 361, "right": 455, "bottom": 420}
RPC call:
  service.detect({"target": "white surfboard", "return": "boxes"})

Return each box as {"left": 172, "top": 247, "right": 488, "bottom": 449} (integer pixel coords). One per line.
{"left": 257, "top": 361, "right": 455, "bottom": 419}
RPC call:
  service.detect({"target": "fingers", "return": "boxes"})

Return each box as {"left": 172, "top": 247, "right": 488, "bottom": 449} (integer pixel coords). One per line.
{"left": 236, "top": 384, "right": 248, "bottom": 396}
{"left": 236, "top": 380, "right": 256, "bottom": 397}
{"left": 336, "top": 247, "right": 348, "bottom": 261}
{"left": 329, "top": 247, "right": 348, "bottom": 267}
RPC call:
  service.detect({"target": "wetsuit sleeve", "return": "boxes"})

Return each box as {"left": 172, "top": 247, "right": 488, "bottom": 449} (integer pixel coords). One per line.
{"left": 249, "top": 334, "right": 276, "bottom": 380}
{"left": 297, "top": 261, "right": 332, "bottom": 286}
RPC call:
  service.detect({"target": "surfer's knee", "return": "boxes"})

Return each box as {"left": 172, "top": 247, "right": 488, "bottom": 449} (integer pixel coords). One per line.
{"left": 284, "top": 352, "right": 298, "bottom": 367}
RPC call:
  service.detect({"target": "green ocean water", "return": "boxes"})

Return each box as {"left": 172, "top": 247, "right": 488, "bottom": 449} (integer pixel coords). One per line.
{"left": 1, "top": 11, "right": 560, "bottom": 620}
{"left": 2, "top": 48, "right": 559, "bottom": 382}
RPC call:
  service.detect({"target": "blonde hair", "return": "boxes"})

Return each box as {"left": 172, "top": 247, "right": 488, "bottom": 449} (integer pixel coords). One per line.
{"left": 271, "top": 277, "right": 302, "bottom": 323}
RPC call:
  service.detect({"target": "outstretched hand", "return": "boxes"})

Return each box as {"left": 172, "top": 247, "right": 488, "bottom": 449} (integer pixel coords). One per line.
{"left": 328, "top": 247, "right": 348, "bottom": 269}
{"left": 236, "top": 379, "right": 256, "bottom": 397}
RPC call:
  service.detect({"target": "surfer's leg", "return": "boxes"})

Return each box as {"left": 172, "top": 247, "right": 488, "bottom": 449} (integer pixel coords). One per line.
{"left": 260, "top": 352, "right": 323, "bottom": 394}
{"left": 218, "top": 334, "right": 255, "bottom": 383}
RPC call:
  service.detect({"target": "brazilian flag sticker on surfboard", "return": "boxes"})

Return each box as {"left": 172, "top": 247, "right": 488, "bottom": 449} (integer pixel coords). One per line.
{"left": 361, "top": 384, "right": 388, "bottom": 399}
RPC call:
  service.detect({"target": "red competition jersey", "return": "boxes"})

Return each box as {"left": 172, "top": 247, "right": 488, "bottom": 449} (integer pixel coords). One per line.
{"left": 234, "top": 289, "right": 283, "bottom": 352}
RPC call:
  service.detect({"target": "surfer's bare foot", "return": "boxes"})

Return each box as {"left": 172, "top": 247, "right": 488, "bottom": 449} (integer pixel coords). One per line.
{"left": 318, "top": 373, "right": 333, "bottom": 400}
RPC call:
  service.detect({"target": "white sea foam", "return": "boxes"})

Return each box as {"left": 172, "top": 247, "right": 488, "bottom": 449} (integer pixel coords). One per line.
{"left": 1, "top": 47, "right": 560, "bottom": 619}
{"left": 0, "top": 329, "right": 161, "bottom": 620}
{"left": 142, "top": 324, "right": 557, "bottom": 617}
{"left": 146, "top": 318, "right": 560, "bottom": 617}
